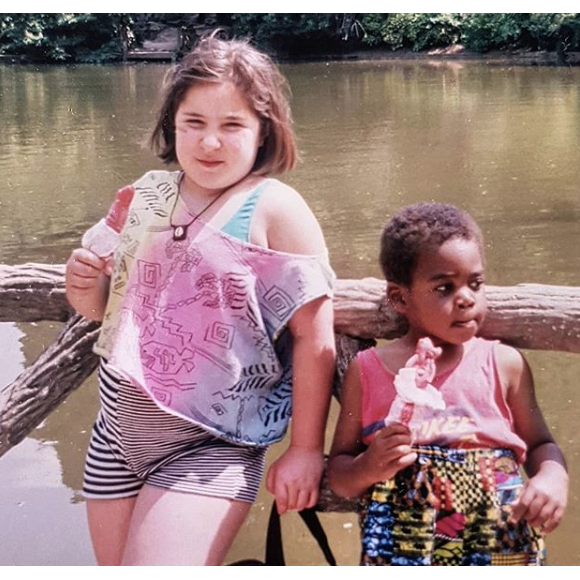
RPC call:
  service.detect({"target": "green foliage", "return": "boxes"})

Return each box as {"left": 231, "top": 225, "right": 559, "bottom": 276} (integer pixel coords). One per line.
{"left": 461, "top": 13, "right": 580, "bottom": 52}
{"left": 0, "top": 13, "right": 127, "bottom": 63}
{"left": 230, "top": 13, "right": 367, "bottom": 52}
{"left": 357, "top": 13, "right": 580, "bottom": 54}
{"left": 461, "top": 14, "right": 522, "bottom": 52}
{"left": 1, "top": 13, "right": 579, "bottom": 63}
{"left": 524, "top": 12, "right": 580, "bottom": 50}
{"left": 357, "top": 14, "right": 384, "bottom": 46}
{"left": 360, "top": 13, "right": 461, "bottom": 51}
{"left": 230, "top": 13, "right": 337, "bottom": 40}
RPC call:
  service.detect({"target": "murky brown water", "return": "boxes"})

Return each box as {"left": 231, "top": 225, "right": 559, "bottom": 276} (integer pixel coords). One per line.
{"left": 0, "top": 59, "right": 579, "bottom": 565}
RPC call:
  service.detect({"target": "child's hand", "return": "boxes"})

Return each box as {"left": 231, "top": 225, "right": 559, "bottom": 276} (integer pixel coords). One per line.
{"left": 266, "top": 445, "right": 324, "bottom": 515}
{"left": 66, "top": 247, "right": 110, "bottom": 290}
{"left": 362, "top": 422, "right": 417, "bottom": 483}
{"left": 510, "top": 465, "right": 568, "bottom": 533}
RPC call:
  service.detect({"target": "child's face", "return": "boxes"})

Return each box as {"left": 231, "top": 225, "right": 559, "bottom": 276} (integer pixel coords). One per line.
{"left": 400, "top": 237, "right": 487, "bottom": 346}
{"left": 174, "top": 81, "right": 262, "bottom": 196}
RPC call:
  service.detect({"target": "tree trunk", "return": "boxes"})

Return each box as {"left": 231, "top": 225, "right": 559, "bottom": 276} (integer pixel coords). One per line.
{"left": 0, "top": 315, "right": 100, "bottom": 456}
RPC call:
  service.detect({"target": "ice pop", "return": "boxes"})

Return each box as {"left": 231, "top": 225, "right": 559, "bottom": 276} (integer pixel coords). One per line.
{"left": 82, "top": 185, "right": 134, "bottom": 258}
{"left": 385, "top": 337, "right": 446, "bottom": 429}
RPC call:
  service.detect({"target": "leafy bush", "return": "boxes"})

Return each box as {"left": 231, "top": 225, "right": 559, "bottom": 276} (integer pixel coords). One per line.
{"left": 460, "top": 13, "right": 580, "bottom": 53}
{"left": 1, "top": 13, "right": 579, "bottom": 63}
{"left": 0, "top": 13, "right": 127, "bottom": 63}
{"left": 530, "top": 13, "right": 580, "bottom": 53}
{"left": 461, "top": 14, "right": 521, "bottom": 52}
{"left": 356, "top": 14, "right": 382, "bottom": 46}
{"left": 360, "top": 13, "right": 461, "bottom": 51}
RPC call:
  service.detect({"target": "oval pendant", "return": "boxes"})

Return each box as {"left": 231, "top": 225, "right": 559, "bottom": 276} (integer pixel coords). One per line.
{"left": 173, "top": 225, "right": 187, "bottom": 241}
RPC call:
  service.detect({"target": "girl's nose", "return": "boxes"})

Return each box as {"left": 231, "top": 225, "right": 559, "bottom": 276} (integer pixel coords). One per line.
{"left": 200, "top": 133, "right": 221, "bottom": 150}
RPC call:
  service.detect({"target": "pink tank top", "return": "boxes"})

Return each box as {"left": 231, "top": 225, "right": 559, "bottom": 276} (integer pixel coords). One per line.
{"left": 358, "top": 338, "right": 527, "bottom": 462}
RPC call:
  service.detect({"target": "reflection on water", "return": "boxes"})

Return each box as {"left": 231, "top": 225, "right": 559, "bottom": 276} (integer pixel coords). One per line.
{"left": 0, "top": 438, "right": 92, "bottom": 565}
{"left": 0, "top": 321, "right": 95, "bottom": 564}
{"left": 0, "top": 59, "right": 578, "bottom": 565}
{"left": 285, "top": 61, "right": 580, "bottom": 285}
{"left": 0, "top": 323, "right": 25, "bottom": 386}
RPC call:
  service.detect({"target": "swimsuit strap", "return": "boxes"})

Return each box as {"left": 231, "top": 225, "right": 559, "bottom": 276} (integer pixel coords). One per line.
{"left": 221, "top": 182, "right": 267, "bottom": 242}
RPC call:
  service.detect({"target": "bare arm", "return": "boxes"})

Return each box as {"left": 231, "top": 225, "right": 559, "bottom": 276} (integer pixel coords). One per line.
{"left": 261, "top": 182, "right": 336, "bottom": 514}
{"left": 65, "top": 247, "right": 110, "bottom": 321}
{"left": 288, "top": 299, "right": 335, "bottom": 453}
{"left": 497, "top": 343, "right": 568, "bottom": 533}
{"left": 265, "top": 296, "right": 336, "bottom": 513}
{"left": 328, "top": 359, "right": 416, "bottom": 498}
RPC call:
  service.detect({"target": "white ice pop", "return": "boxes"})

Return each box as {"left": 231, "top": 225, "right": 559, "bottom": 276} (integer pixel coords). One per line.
{"left": 385, "top": 337, "right": 446, "bottom": 428}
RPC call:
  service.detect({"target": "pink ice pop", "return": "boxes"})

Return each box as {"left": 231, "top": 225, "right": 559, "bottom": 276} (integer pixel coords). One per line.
{"left": 82, "top": 186, "right": 134, "bottom": 258}
{"left": 104, "top": 185, "right": 134, "bottom": 233}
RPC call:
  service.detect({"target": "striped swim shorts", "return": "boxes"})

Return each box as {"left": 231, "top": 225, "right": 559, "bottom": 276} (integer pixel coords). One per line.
{"left": 83, "top": 360, "right": 267, "bottom": 503}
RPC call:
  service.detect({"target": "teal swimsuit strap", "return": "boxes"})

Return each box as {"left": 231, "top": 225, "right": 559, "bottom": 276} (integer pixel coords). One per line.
{"left": 221, "top": 183, "right": 266, "bottom": 242}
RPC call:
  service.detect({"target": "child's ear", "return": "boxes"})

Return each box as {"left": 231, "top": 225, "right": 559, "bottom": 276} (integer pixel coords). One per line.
{"left": 387, "top": 283, "right": 408, "bottom": 314}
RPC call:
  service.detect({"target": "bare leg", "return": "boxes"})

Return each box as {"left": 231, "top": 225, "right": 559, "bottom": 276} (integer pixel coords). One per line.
{"left": 86, "top": 496, "right": 137, "bottom": 566}
{"left": 121, "top": 484, "right": 252, "bottom": 565}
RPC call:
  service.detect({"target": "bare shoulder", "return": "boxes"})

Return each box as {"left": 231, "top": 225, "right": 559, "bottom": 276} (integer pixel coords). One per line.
{"left": 494, "top": 342, "right": 526, "bottom": 373}
{"left": 493, "top": 341, "right": 531, "bottom": 395}
{"left": 257, "top": 179, "right": 326, "bottom": 255}
{"left": 259, "top": 178, "right": 309, "bottom": 207}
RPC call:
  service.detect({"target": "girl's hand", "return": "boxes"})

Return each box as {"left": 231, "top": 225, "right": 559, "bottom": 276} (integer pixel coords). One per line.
{"left": 510, "top": 464, "right": 569, "bottom": 534}
{"left": 66, "top": 247, "right": 110, "bottom": 290}
{"left": 361, "top": 422, "right": 417, "bottom": 483}
{"left": 265, "top": 446, "right": 324, "bottom": 515}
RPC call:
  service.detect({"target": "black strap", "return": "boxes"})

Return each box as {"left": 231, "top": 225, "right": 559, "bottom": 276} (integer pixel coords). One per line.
{"left": 265, "top": 504, "right": 336, "bottom": 566}
{"left": 298, "top": 508, "right": 337, "bottom": 566}
{"left": 264, "top": 502, "right": 285, "bottom": 565}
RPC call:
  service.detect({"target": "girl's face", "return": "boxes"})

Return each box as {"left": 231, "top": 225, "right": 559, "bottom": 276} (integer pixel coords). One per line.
{"left": 397, "top": 237, "right": 487, "bottom": 346}
{"left": 174, "top": 81, "right": 262, "bottom": 197}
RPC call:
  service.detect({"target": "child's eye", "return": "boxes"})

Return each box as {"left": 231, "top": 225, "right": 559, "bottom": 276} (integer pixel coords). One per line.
{"left": 434, "top": 283, "right": 453, "bottom": 295}
{"left": 223, "top": 122, "right": 243, "bottom": 130}
{"left": 470, "top": 278, "right": 485, "bottom": 291}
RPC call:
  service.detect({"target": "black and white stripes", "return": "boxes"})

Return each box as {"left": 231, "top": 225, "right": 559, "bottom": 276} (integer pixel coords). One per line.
{"left": 83, "top": 361, "right": 266, "bottom": 503}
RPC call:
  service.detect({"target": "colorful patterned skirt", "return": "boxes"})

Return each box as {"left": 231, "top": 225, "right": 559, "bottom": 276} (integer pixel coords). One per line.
{"left": 358, "top": 447, "right": 545, "bottom": 566}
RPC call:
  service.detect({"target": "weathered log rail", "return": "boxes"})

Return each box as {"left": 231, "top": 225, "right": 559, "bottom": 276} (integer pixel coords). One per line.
{"left": 3, "top": 264, "right": 579, "bottom": 352}
{"left": 1, "top": 263, "right": 579, "bottom": 512}
{"left": 0, "top": 264, "right": 73, "bottom": 323}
